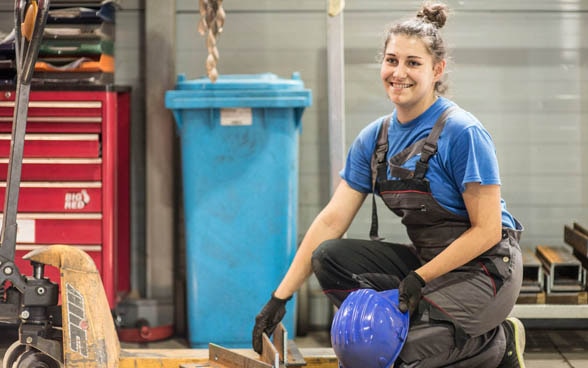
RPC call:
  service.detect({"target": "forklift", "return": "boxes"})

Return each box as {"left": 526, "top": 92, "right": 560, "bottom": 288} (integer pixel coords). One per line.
{"left": 0, "top": 1, "right": 337, "bottom": 367}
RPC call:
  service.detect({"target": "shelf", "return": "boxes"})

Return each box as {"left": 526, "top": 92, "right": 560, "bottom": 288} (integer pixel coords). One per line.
{"left": 510, "top": 304, "right": 588, "bottom": 319}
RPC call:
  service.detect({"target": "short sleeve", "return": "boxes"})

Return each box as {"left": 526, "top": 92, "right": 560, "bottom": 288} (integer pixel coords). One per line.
{"left": 448, "top": 125, "right": 501, "bottom": 193}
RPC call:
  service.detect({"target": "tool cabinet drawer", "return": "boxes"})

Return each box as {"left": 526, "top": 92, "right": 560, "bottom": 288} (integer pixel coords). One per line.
{"left": 0, "top": 133, "right": 100, "bottom": 158}
{"left": 2, "top": 215, "right": 102, "bottom": 244}
{"left": 0, "top": 99, "right": 103, "bottom": 133}
{"left": 0, "top": 119, "right": 102, "bottom": 134}
{"left": 0, "top": 158, "right": 102, "bottom": 181}
{"left": 0, "top": 183, "right": 102, "bottom": 212}
{"left": 15, "top": 245, "right": 103, "bottom": 285}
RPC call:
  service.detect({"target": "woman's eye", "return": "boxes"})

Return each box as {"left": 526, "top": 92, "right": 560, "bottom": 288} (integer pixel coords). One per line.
{"left": 408, "top": 60, "right": 421, "bottom": 67}
{"left": 386, "top": 58, "right": 398, "bottom": 65}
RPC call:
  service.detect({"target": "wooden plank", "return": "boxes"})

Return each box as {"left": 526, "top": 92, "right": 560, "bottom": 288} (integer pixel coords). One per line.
{"left": 121, "top": 348, "right": 209, "bottom": 368}
{"left": 303, "top": 357, "right": 339, "bottom": 368}
{"left": 210, "top": 343, "right": 273, "bottom": 368}
{"left": 574, "top": 222, "right": 588, "bottom": 237}
{"left": 517, "top": 292, "right": 546, "bottom": 305}
{"left": 299, "top": 348, "right": 339, "bottom": 368}
{"left": 565, "top": 225, "right": 588, "bottom": 257}
{"left": 273, "top": 323, "right": 286, "bottom": 364}
{"left": 122, "top": 347, "right": 338, "bottom": 368}
{"left": 545, "top": 292, "right": 588, "bottom": 305}
{"left": 260, "top": 334, "right": 278, "bottom": 367}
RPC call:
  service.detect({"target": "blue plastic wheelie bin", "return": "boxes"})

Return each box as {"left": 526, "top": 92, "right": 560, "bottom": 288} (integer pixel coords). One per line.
{"left": 165, "top": 73, "right": 312, "bottom": 348}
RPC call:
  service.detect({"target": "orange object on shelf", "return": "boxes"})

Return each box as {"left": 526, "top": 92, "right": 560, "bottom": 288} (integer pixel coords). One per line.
{"left": 35, "top": 53, "right": 114, "bottom": 73}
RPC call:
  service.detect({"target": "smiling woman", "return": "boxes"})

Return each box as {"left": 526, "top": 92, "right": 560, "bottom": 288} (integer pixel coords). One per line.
{"left": 252, "top": 1, "right": 526, "bottom": 367}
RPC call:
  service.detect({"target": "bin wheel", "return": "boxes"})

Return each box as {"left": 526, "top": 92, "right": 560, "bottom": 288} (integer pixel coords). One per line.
{"left": 296, "top": 279, "right": 310, "bottom": 337}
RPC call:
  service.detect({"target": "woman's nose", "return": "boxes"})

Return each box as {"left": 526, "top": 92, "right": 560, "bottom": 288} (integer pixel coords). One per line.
{"left": 393, "top": 64, "right": 406, "bottom": 78}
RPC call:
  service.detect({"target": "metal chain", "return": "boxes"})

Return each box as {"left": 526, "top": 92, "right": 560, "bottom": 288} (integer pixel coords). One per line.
{"left": 198, "top": 0, "right": 225, "bottom": 82}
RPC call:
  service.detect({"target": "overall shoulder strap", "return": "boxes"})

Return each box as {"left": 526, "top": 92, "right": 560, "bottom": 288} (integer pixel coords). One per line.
{"left": 370, "top": 117, "right": 391, "bottom": 193}
{"left": 369, "top": 116, "right": 391, "bottom": 241}
{"left": 413, "top": 105, "right": 460, "bottom": 179}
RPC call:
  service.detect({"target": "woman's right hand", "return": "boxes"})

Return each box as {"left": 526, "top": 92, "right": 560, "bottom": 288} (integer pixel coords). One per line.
{"left": 251, "top": 293, "right": 291, "bottom": 354}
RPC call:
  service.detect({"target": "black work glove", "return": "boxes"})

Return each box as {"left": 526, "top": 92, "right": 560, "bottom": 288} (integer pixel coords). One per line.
{"left": 398, "top": 271, "right": 426, "bottom": 316}
{"left": 252, "top": 292, "right": 291, "bottom": 354}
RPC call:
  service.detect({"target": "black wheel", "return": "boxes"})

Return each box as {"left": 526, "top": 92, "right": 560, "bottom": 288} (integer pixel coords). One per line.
{"left": 2, "top": 342, "right": 26, "bottom": 368}
{"left": 12, "top": 348, "right": 61, "bottom": 368}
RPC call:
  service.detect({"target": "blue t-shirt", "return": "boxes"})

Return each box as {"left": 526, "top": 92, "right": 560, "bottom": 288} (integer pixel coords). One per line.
{"left": 341, "top": 97, "right": 516, "bottom": 229}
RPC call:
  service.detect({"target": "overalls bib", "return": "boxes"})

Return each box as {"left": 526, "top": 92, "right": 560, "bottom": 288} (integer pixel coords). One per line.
{"left": 370, "top": 105, "right": 520, "bottom": 262}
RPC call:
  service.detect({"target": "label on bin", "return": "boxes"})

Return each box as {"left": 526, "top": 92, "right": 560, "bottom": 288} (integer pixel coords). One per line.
{"left": 220, "top": 108, "right": 252, "bottom": 126}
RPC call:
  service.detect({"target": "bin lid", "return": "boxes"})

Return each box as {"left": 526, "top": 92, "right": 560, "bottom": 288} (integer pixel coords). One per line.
{"left": 165, "top": 72, "right": 312, "bottom": 109}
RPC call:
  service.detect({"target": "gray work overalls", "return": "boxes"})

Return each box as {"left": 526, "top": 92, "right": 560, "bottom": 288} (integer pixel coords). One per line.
{"left": 371, "top": 106, "right": 524, "bottom": 367}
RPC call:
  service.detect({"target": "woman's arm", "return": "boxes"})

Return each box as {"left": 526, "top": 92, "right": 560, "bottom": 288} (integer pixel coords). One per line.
{"left": 273, "top": 179, "right": 367, "bottom": 299}
{"left": 415, "top": 182, "right": 503, "bottom": 283}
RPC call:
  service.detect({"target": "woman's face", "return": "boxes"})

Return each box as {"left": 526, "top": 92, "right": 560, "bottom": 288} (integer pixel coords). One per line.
{"left": 380, "top": 34, "right": 444, "bottom": 120}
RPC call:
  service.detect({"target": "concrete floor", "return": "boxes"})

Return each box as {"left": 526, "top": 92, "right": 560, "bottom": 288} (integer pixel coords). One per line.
{"left": 2, "top": 324, "right": 587, "bottom": 367}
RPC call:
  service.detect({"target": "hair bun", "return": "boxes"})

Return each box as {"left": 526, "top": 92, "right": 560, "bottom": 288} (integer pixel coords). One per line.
{"left": 416, "top": 2, "right": 448, "bottom": 29}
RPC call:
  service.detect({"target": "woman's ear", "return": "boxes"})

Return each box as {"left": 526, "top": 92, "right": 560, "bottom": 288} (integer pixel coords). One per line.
{"left": 433, "top": 59, "right": 446, "bottom": 81}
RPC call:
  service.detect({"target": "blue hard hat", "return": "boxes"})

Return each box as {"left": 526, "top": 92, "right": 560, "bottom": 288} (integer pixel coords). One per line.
{"left": 331, "top": 288, "right": 410, "bottom": 368}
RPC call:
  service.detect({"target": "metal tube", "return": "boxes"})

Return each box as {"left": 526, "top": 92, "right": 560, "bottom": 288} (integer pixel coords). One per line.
{"left": 521, "top": 247, "right": 544, "bottom": 293}
{"left": 327, "top": 3, "right": 345, "bottom": 194}
{"left": 536, "top": 245, "right": 585, "bottom": 293}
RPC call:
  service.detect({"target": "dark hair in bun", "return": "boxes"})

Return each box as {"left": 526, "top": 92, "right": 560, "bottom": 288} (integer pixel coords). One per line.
{"left": 416, "top": 2, "right": 448, "bottom": 29}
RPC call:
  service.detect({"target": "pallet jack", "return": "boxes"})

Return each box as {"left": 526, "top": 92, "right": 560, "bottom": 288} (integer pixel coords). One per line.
{"left": 0, "top": 1, "right": 63, "bottom": 367}
{"left": 1, "top": 1, "right": 338, "bottom": 367}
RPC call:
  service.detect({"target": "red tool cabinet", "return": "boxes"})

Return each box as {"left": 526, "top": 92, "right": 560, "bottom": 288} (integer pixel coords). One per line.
{"left": 0, "top": 86, "right": 131, "bottom": 309}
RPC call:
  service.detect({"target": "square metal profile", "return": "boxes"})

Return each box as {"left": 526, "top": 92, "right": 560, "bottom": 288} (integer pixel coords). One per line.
{"left": 536, "top": 245, "right": 586, "bottom": 293}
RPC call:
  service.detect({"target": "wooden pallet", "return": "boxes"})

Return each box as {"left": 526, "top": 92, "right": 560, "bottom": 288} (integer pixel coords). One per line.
{"left": 545, "top": 291, "right": 588, "bottom": 305}
{"left": 517, "top": 292, "right": 546, "bottom": 304}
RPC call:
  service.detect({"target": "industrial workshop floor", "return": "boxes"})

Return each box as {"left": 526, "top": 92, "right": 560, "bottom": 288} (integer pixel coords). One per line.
{"left": 2, "top": 325, "right": 588, "bottom": 367}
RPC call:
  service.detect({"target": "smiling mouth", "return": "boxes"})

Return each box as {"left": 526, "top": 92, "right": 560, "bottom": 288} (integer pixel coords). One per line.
{"left": 391, "top": 82, "right": 413, "bottom": 89}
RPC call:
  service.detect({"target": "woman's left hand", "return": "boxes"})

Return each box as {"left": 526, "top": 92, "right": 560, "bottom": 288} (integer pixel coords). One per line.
{"left": 398, "top": 271, "right": 426, "bottom": 316}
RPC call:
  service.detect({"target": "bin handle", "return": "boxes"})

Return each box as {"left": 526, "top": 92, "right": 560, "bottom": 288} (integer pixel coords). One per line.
{"left": 294, "top": 107, "right": 305, "bottom": 130}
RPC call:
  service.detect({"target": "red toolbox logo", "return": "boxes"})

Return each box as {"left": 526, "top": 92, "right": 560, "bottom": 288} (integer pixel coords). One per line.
{"left": 65, "top": 189, "right": 91, "bottom": 210}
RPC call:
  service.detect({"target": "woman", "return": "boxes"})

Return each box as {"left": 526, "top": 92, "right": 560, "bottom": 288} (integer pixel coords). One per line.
{"left": 252, "top": 2, "right": 525, "bottom": 367}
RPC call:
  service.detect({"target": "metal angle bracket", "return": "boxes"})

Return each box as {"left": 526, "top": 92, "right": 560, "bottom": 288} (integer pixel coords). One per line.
{"left": 181, "top": 323, "right": 306, "bottom": 368}
{"left": 273, "top": 323, "right": 306, "bottom": 367}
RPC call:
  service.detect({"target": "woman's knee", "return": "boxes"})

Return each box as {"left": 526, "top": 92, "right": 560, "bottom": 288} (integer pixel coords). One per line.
{"left": 311, "top": 239, "right": 341, "bottom": 275}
